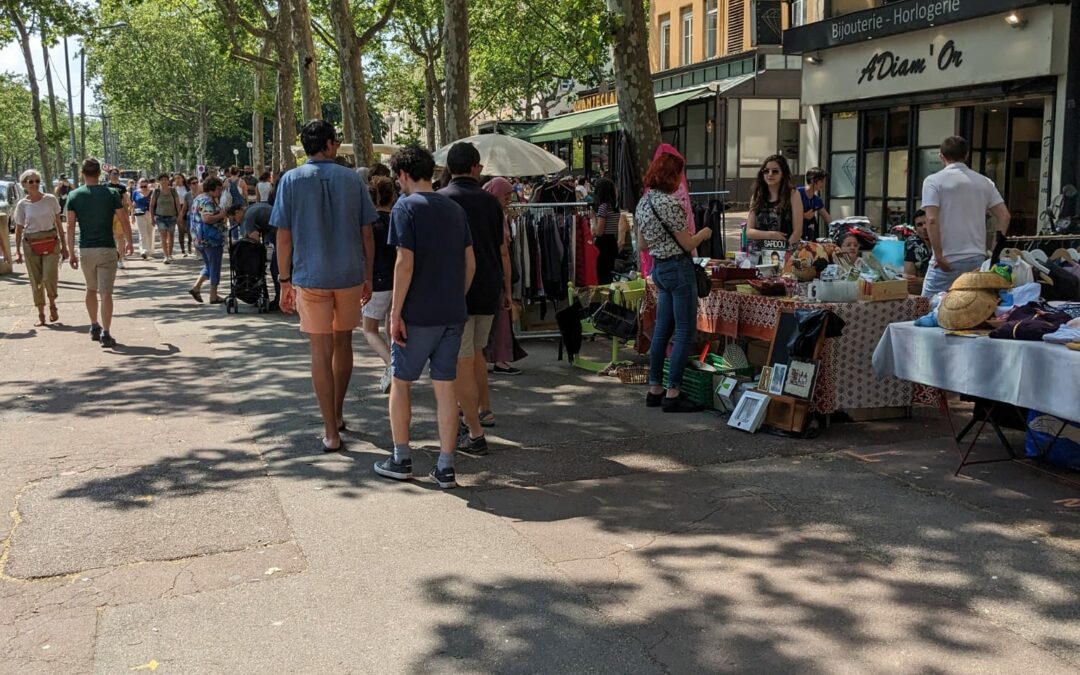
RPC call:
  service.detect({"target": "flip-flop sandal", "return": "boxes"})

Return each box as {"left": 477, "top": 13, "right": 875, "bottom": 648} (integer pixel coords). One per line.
{"left": 34, "top": 314, "right": 46, "bottom": 327}
{"left": 188, "top": 288, "right": 204, "bottom": 303}
{"left": 321, "top": 437, "right": 343, "bottom": 453}
{"left": 49, "top": 306, "right": 58, "bottom": 322}
{"left": 479, "top": 410, "right": 495, "bottom": 427}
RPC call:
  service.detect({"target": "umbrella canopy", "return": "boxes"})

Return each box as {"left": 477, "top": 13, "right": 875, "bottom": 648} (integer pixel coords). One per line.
{"left": 433, "top": 133, "right": 566, "bottom": 177}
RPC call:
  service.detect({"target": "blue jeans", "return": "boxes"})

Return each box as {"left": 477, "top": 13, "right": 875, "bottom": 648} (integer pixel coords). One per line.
{"left": 199, "top": 245, "right": 224, "bottom": 286}
{"left": 649, "top": 256, "right": 697, "bottom": 390}
{"left": 922, "top": 255, "right": 986, "bottom": 297}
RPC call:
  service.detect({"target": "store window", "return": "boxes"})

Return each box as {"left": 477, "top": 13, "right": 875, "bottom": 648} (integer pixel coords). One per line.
{"left": 660, "top": 17, "right": 671, "bottom": 71}
{"left": 740, "top": 99, "right": 779, "bottom": 167}
{"left": 685, "top": 103, "right": 708, "bottom": 166}
{"left": 726, "top": 100, "right": 739, "bottom": 176}
{"left": 706, "top": 0, "right": 718, "bottom": 58}
{"left": 681, "top": 8, "right": 693, "bottom": 66}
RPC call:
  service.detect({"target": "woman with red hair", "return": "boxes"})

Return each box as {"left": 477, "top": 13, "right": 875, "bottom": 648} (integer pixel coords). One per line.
{"left": 634, "top": 152, "right": 713, "bottom": 413}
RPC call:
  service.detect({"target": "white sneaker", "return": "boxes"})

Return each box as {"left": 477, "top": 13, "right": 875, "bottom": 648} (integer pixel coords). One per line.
{"left": 117, "top": 260, "right": 126, "bottom": 269}
{"left": 379, "top": 366, "right": 392, "bottom": 394}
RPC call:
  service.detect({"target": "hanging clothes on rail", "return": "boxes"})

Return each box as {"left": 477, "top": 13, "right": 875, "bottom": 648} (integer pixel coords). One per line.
{"left": 575, "top": 213, "right": 599, "bottom": 287}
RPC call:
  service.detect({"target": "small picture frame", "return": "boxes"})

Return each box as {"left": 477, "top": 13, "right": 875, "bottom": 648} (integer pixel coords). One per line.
{"left": 715, "top": 376, "right": 740, "bottom": 412}
{"left": 728, "top": 391, "right": 770, "bottom": 433}
{"left": 757, "top": 366, "right": 773, "bottom": 392}
{"left": 768, "top": 363, "right": 788, "bottom": 396}
{"left": 783, "top": 359, "right": 818, "bottom": 399}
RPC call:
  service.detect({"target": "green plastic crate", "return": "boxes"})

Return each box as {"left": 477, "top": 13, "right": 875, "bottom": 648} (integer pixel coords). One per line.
{"left": 662, "top": 360, "right": 713, "bottom": 407}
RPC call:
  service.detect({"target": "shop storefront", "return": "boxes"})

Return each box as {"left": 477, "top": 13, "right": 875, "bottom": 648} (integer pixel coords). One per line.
{"left": 787, "top": 0, "right": 1073, "bottom": 233}
{"left": 513, "top": 49, "right": 803, "bottom": 203}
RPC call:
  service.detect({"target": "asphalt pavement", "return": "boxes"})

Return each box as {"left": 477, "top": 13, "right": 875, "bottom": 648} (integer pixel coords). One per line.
{"left": 1, "top": 244, "right": 1078, "bottom": 674}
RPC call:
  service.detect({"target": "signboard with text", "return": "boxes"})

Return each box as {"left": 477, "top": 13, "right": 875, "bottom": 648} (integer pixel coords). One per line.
{"left": 801, "top": 5, "right": 1065, "bottom": 106}
{"left": 784, "top": 0, "right": 1053, "bottom": 54}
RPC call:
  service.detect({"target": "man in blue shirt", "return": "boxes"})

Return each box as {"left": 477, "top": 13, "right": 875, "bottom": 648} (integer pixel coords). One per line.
{"left": 373, "top": 146, "right": 475, "bottom": 489}
{"left": 273, "top": 119, "right": 376, "bottom": 453}
{"left": 797, "top": 167, "right": 832, "bottom": 242}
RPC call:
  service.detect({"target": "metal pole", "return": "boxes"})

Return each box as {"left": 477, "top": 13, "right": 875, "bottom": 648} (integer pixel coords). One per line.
{"left": 79, "top": 48, "right": 86, "bottom": 162}
{"left": 63, "top": 37, "right": 79, "bottom": 181}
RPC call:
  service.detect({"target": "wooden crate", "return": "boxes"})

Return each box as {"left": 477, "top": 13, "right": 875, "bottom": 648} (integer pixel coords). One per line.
{"left": 763, "top": 394, "right": 812, "bottom": 433}
{"left": 858, "top": 279, "right": 908, "bottom": 302}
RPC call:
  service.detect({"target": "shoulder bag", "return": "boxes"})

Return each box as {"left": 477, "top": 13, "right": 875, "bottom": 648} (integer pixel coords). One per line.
{"left": 648, "top": 196, "right": 711, "bottom": 298}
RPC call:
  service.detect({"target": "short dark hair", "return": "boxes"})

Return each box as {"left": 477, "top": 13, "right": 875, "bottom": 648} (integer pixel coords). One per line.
{"left": 446, "top": 142, "right": 481, "bottom": 175}
{"left": 914, "top": 209, "right": 927, "bottom": 220}
{"left": 805, "top": 167, "right": 828, "bottom": 183}
{"left": 300, "top": 119, "right": 338, "bottom": 156}
{"left": 390, "top": 145, "right": 436, "bottom": 182}
{"left": 226, "top": 203, "right": 245, "bottom": 217}
{"left": 82, "top": 158, "right": 102, "bottom": 178}
{"left": 259, "top": 171, "right": 271, "bottom": 182}
{"left": 940, "top": 136, "right": 969, "bottom": 163}
{"left": 202, "top": 177, "right": 223, "bottom": 193}
{"left": 158, "top": 173, "right": 170, "bottom": 181}
{"left": 369, "top": 163, "right": 391, "bottom": 178}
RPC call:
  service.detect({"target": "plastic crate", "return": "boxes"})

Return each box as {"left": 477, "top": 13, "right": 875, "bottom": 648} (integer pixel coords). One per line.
{"left": 704, "top": 354, "right": 756, "bottom": 378}
{"left": 662, "top": 360, "right": 713, "bottom": 407}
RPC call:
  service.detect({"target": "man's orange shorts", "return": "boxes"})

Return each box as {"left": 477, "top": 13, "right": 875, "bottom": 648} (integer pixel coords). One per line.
{"left": 296, "top": 285, "right": 364, "bottom": 334}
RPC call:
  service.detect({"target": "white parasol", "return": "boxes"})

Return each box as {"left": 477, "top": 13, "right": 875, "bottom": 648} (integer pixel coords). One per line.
{"left": 433, "top": 133, "right": 566, "bottom": 177}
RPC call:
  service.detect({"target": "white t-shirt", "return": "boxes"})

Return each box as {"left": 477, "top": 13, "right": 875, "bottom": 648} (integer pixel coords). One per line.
{"left": 921, "top": 162, "right": 1004, "bottom": 261}
{"left": 14, "top": 194, "right": 61, "bottom": 234}
{"left": 256, "top": 181, "right": 272, "bottom": 202}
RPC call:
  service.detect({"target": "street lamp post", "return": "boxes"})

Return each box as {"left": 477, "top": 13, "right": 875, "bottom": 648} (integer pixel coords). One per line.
{"left": 246, "top": 141, "right": 253, "bottom": 168}
{"left": 232, "top": 148, "right": 239, "bottom": 169}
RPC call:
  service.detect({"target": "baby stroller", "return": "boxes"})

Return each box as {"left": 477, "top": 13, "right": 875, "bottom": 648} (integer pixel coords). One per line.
{"left": 225, "top": 238, "right": 271, "bottom": 314}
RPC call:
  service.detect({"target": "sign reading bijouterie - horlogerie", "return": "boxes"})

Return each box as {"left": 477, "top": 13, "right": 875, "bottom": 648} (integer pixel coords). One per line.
{"left": 783, "top": 0, "right": 1051, "bottom": 54}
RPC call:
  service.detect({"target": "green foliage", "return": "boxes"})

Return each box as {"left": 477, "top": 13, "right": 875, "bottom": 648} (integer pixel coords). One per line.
{"left": 0, "top": 73, "right": 37, "bottom": 171}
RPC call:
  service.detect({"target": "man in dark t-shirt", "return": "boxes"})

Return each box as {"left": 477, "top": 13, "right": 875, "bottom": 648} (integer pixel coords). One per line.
{"left": 374, "top": 146, "right": 475, "bottom": 490}
{"left": 439, "top": 142, "right": 511, "bottom": 458}
{"left": 65, "top": 158, "right": 132, "bottom": 348}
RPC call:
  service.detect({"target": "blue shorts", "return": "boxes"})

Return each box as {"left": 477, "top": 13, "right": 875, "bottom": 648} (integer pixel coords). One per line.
{"left": 155, "top": 215, "right": 177, "bottom": 232}
{"left": 390, "top": 323, "right": 464, "bottom": 382}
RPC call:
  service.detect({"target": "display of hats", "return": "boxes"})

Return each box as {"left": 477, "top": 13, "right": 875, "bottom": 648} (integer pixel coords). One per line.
{"left": 950, "top": 271, "right": 1011, "bottom": 291}
{"left": 937, "top": 290, "right": 1000, "bottom": 329}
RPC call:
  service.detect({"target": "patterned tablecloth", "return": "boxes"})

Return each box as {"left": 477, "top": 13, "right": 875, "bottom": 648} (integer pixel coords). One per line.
{"left": 641, "top": 287, "right": 930, "bottom": 414}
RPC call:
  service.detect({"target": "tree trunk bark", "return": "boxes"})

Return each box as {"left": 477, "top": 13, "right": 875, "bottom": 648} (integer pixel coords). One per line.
{"left": 276, "top": 0, "right": 298, "bottom": 170}
{"left": 328, "top": 0, "right": 374, "bottom": 167}
{"left": 434, "top": 76, "right": 448, "bottom": 148}
{"left": 339, "top": 87, "right": 353, "bottom": 144}
{"left": 607, "top": 0, "right": 660, "bottom": 179}
{"left": 443, "top": 0, "right": 470, "bottom": 141}
{"left": 197, "top": 103, "right": 208, "bottom": 169}
{"left": 292, "top": 0, "right": 322, "bottom": 121}
{"left": 423, "top": 61, "right": 438, "bottom": 150}
{"left": 40, "top": 27, "right": 64, "bottom": 180}
{"left": 11, "top": 10, "right": 52, "bottom": 188}
{"left": 252, "top": 62, "right": 266, "bottom": 171}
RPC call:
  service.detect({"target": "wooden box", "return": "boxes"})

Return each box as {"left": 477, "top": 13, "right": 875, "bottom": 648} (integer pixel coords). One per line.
{"left": 763, "top": 394, "right": 812, "bottom": 433}
{"left": 858, "top": 279, "right": 908, "bottom": 302}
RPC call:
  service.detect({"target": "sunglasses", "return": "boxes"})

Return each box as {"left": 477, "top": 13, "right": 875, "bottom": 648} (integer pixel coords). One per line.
{"left": 762, "top": 168, "right": 782, "bottom": 176}
{"left": 23, "top": 179, "right": 40, "bottom": 185}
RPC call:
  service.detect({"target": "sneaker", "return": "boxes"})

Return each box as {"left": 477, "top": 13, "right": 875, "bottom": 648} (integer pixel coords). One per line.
{"left": 117, "top": 260, "right": 126, "bottom": 269}
{"left": 163, "top": 258, "right": 171, "bottom": 265}
{"left": 373, "top": 457, "right": 413, "bottom": 481}
{"left": 646, "top": 392, "right": 663, "bottom": 408}
{"left": 379, "top": 366, "right": 392, "bottom": 394}
{"left": 458, "top": 434, "right": 489, "bottom": 457}
{"left": 89, "top": 324, "right": 102, "bottom": 342}
{"left": 493, "top": 364, "right": 521, "bottom": 375}
{"left": 141, "top": 252, "right": 148, "bottom": 260}
{"left": 429, "top": 465, "right": 457, "bottom": 489}
{"left": 100, "top": 332, "right": 117, "bottom": 348}
{"left": 456, "top": 421, "right": 470, "bottom": 448}
{"left": 661, "top": 394, "right": 704, "bottom": 413}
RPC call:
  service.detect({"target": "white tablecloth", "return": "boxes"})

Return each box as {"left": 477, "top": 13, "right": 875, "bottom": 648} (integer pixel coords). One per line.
{"left": 872, "top": 322, "right": 1080, "bottom": 422}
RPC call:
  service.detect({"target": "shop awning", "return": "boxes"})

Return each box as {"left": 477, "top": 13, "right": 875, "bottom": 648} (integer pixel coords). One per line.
{"left": 519, "top": 74, "right": 756, "bottom": 144}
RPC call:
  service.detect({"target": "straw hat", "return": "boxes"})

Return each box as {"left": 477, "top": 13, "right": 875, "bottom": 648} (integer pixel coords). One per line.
{"left": 950, "top": 271, "right": 1011, "bottom": 291}
{"left": 937, "top": 290, "right": 1000, "bottom": 329}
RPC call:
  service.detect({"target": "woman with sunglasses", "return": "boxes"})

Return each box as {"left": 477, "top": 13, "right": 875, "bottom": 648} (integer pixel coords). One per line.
{"left": 746, "top": 155, "right": 803, "bottom": 255}
{"left": 12, "top": 169, "right": 66, "bottom": 325}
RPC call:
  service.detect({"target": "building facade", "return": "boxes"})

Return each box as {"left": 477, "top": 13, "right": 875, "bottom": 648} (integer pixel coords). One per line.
{"left": 785, "top": 0, "right": 1079, "bottom": 234}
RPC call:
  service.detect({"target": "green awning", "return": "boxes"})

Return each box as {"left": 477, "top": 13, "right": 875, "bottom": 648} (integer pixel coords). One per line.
{"left": 519, "top": 86, "right": 710, "bottom": 143}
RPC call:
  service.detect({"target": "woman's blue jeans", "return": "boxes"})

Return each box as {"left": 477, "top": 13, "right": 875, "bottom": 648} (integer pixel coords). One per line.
{"left": 199, "top": 245, "right": 224, "bottom": 286}
{"left": 649, "top": 256, "right": 697, "bottom": 390}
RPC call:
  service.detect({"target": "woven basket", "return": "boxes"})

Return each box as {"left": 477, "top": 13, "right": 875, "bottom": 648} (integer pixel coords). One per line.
{"left": 951, "top": 271, "right": 1011, "bottom": 291}
{"left": 616, "top": 364, "right": 649, "bottom": 384}
{"left": 938, "top": 290, "right": 999, "bottom": 329}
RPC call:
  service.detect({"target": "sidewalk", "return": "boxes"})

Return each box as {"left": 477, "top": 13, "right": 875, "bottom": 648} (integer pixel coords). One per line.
{"left": 1, "top": 251, "right": 1079, "bottom": 673}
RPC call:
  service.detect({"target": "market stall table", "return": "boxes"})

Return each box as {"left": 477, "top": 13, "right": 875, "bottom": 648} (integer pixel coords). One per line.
{"left": 873, "top": 321, "right": 1080, "bottom": 472}
{"left": 641, "top": 286, "right": 929, "bottom": 416}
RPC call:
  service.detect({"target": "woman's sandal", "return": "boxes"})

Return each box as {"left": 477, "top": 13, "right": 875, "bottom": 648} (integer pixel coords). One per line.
{"left": 49, "top": 305, "right": 58, "bottom": 323}
{"left": 34, "top": 312, "right": 46, "bottom": 327}
{"left": 188, "top": 288, "right": 204, "bottom": 304}
{"left": 479, "top": 410, "right": 495, "bottom": 427}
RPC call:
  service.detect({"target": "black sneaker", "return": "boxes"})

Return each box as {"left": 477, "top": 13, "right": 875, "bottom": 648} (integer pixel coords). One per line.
{"left": 429, "top": 465, "right": 457, "bottom": 489}
{"left": 100, "top": 332, "right": 117, "bottom": 348}
{"left": 456, "top": 421, "right": 470, "bottom": 447}
{"left": 662, "top": 394, "right": 704, "bottom": 413}
{"left": 458, "top": 434, "right": 489, "bottom": 457}
{"left": 89, "top": 324, "right": 102, "bottom": 342}
{"left": 373, "top": 457, "right": 413, "bottom": 481}
{"left": 646, "top": 392, "right": 663, "bottom": 408}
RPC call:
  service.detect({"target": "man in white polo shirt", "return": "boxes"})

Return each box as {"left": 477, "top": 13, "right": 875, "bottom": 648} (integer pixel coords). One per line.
{"left": 920, "top": 135, "right": 1011, "bottom": 297}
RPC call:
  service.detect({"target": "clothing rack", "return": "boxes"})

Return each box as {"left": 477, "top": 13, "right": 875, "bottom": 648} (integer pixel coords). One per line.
{"left": 508, "top": 202, "right": 591, "bottom": 337}
{"left": 688, "top": 190, "right": 731, "bottom": 259}
{"left": 1005, "top": 234, "right": 1080, "bottom": 253}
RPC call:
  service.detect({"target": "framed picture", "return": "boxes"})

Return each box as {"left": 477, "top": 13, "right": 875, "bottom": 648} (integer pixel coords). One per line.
{"left": 715, "top": 376, "right": 741, "bottom": 412}
{"left": 757, "top": 366, "right": 773, "bottom": 392}
{"left": 783, "top": 360, "right": 818, "bottom": 399}
{"left": 728, "top": 391, "right": 770, "bottom": 433}
{"left": 768, "top": 363, "right": 788, "bottom": 396}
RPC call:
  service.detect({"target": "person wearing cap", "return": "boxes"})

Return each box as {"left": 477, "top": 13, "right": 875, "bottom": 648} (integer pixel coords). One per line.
{"left": 921, "top": 136, "right": 1012, "bottom": 297}
{"left": 797, "top": 167, "right": 831, "bottom": 242}
{"left": 439, "top": 141, "right": 510, "bottom": 457}
{"left": 273, "top": 119, "right": 376, "bottom": 453}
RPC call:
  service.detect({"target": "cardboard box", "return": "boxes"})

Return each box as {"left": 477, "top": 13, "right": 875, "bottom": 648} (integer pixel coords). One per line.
{"left": 858, "top": 278, "right": 908, "bottom": 302}
{"left": 745, "top": 339, "right": 770, "bottom": 367}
